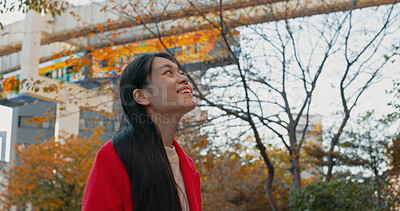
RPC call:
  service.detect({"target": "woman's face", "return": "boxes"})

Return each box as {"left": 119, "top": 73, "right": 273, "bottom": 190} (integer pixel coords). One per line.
{"left": 143, "top": 57, "right": 195, "bottom": 117}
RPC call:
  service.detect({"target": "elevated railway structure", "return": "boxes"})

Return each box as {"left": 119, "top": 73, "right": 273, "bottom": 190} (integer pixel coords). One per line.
{"left": 0, "top": 0, "right": 396, "bottom": 74}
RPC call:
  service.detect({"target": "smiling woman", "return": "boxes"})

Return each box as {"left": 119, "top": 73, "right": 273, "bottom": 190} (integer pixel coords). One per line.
{"left": 82, "top": 52, "right": 201, "bottom": 211}
{"left": 139, "top": 56, "right": 195, "bottom": 120}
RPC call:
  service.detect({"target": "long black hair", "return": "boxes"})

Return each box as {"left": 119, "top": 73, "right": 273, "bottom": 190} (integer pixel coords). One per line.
{"left": 113, "top": 52, "right": 183, "bottom": 211}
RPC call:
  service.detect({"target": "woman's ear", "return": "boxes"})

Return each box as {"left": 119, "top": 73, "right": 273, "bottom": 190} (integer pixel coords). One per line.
{"left": 133, "top": 89, "right": 150, "bottom": 106}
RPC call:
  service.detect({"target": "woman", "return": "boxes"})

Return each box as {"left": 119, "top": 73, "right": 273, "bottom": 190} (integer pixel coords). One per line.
{"left": 82, "top": 52, "right": 201, "bottom": 211}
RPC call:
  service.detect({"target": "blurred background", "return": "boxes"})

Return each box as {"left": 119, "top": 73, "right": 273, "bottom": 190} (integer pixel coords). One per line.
{"left": 0, "top": 0, "right": 399, "bottom": 210}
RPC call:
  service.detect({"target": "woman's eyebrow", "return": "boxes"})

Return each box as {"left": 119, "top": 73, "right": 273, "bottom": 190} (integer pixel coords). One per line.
{"left": 158, "top": 64, "right": 178, "bottom": 72}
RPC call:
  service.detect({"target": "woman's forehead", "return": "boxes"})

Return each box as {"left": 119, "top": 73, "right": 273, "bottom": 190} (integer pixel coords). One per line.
{"left": 152, "top": 57, "right": 179, "bottom": 72}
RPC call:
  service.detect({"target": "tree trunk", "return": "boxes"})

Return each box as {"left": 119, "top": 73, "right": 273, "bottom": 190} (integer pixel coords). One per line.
{"left": 326, "top": 113, "right": 350, "bottom": 182}
{"left": 290, "top": 152, "right": 302, "bottom": 189}
{"left": 250, "top": 121, "right": 280, "bottom": 211}
{"left": 288, "top": 127, "right": 302, "bottom": 189}
{"left": 263, "top": 177, "right": 280, "bottom": 211}
{"left": 325, "top": 153, "right": 335, "bottom": 182}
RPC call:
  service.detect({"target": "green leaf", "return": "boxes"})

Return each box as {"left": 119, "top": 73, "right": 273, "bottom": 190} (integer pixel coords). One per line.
{"left": 384, "top": 55, "right": 389, "bottom": 61}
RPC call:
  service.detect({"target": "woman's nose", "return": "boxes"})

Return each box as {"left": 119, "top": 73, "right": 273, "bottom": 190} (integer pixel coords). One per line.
{"left": 178, "top": 74, "right": 189, "bottom": 84}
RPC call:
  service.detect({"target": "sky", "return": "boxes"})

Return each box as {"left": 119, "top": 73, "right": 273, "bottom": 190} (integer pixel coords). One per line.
{"left": 199, "top": 5, "right": 400, "bottom": 148}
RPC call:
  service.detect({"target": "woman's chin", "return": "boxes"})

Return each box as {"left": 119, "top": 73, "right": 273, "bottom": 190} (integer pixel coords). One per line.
{"left": 179, "top": 102, "right": 196, "bottom": 114}
{"left": 176, "top": 100, "right": 196, "bottom": 116}
{"left": 187, "top": 102, "right": 196, "bottom": 113}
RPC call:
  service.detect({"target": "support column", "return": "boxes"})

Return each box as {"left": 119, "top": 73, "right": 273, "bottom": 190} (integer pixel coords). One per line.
{"left": 54, "top": 102, "right": 80, "bottom": 141}
{"left": 20, "top": 11, "right": 41, "bottom": 79}
{"left": 20, "top": 11, "right": 80, "bottom": 141}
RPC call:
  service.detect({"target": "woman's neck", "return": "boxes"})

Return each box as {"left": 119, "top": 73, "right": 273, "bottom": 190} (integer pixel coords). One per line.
{"left": 148, "top": 112, "right": 181, "bottom": 147}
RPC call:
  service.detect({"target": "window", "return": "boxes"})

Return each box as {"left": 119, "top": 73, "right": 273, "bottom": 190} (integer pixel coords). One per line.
{"left": 42, "top": 121, "right": 50, "bottom": 129}
{"left": 101, "top": 59, "right": 109, "bottom": 68}
{"left": 167, "top": 47, "right": 182, "bottom": 56}
{"left": 134, "top": 53, "right": 146, "bottom": 59}
{"left": 52, "top": 70, "right": 57, "bottom": 79}
{"left": 58, "top": 68, "right": 63, "bottom": 78}
{"left": 18, "top": 116, "right": 54, "bottom": 129}
{"left": 0, "top": 135, "right": 3, "bottom": 161}
{"left": 79, "top": 119, "right": 86, "bottom": 130}
{"left": 19, "top": 116, "right": 41, "bottom": 128}
{"left": 0, "top": 131, "right": 7, "bottom": 162}
{"left": 104, "top": 121, "right": 114, "bottom": 132}
{"left": 114, "top": 121, "right": 120, "bottom": 131}
{"left": 66, "top": 66, "right": 74, "bottom": 74}
{"left": 187, "top": 45, "right": 190, "bottom": 55}
{"left": 43, "top": 71, "right": 52, "bottom": 78}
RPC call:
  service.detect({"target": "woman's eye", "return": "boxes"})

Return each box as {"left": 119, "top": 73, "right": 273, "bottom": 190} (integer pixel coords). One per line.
{"left": 164, "top": 70, "right": 172, "bottom": 74}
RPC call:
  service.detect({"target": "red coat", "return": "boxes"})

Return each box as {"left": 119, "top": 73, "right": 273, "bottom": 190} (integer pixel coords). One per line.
{"left": 82, "top": 140, "right": 202, "bottom": 211}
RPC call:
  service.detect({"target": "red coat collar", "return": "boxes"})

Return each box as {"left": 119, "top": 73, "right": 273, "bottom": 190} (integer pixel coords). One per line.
{"left": 173, "top": 139, "right": 202, "bottom": 211}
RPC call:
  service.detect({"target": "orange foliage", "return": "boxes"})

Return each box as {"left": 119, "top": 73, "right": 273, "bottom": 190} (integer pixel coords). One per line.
{"left": 1, "top": 127, "right": 104, "bottom": 210}
{"left": 89, "top": 29, "right": 220, "bottom": 76}
{"left": 176, "top": 114, "right": 276, "bottom": 210}
{"left": 1, "top": 75, "right": 20, "bottom": 98}
{"left": 179, "top": 135, "right": 270, "bottom": 209}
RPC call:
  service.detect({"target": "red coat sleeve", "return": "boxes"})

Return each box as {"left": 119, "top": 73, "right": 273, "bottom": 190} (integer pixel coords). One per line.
{"left": 82, "top": 141, "right": 132, "bottom": 211}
